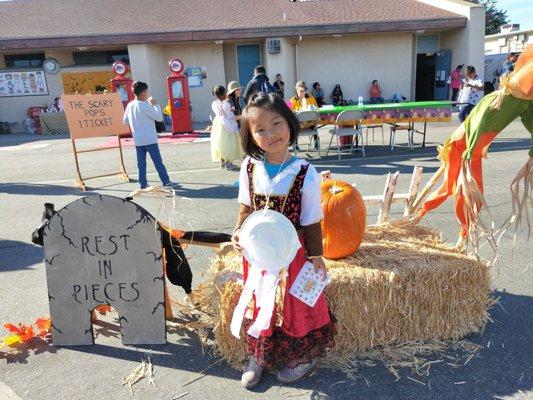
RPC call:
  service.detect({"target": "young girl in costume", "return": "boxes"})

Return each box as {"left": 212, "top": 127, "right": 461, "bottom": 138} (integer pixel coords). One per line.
{"left": 210, "top": 85, "right": 243, "bottom": 170}
{"left": 231, "top": 93, "right": 335, "bottom": 388}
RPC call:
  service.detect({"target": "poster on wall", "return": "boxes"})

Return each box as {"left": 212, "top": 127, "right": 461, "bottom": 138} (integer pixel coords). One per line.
{"left": 61, "top": 71, "right": 115, "bottom": 95}
{"left": 185, "top": 66, "right": 207, "bottom": 88}
{"left": 0, "top": 70, "right": 48, "bottom": 97}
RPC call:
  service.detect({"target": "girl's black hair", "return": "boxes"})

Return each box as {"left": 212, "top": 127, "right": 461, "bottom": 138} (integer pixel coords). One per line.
{"left": 212, "top": 85, "right": 226, "bottom": 100}
{"left": 372, "top": 79, "right": 378, "bottom": 85}
{"left": 312, "top": 81, "right": 320, "bottom": 89}
{"left": 240, "top": 92, "right": 300, "bottom": 160}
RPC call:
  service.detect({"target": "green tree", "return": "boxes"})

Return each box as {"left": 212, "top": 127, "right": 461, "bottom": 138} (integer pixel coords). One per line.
{"left": 464, "top": 0, "right": 510, "bottom": 35}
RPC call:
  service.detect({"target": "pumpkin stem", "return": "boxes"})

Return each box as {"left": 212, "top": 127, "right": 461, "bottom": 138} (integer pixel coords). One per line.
{"left": 329, "top": 185, "right": 344, "bottom": 195}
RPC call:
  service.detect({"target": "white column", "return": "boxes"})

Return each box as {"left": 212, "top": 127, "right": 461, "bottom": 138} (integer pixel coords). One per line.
{"left": 263, "top": 37, "right": 296, "bottom": 100}
{"left": 127, "top": 44, "right": 168, "bottom": 105}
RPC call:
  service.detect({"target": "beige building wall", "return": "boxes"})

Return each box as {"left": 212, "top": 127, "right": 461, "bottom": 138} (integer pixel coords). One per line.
{"left": 162, "top": 42, "right": 226, "bottom": 122}
{"left": 45, "top": 49, "right": 74, "bottom": 67}
{"left": 0, "top": 47, "right": 114, "bottom": 132}
{"left": 419, "top": 0, "right": 485, "bottom": 79}
{"left": 0, "top": 69, "right": 62, "bottom": 131}
{"left": 0, "top": 49, "right": 80, "bottom": 132}
{"left": 223, "top": 44, "right": 238, "bottom": 84}
{"left": 129, "top": 42, "right": 226, "bottom": 122}
{"left": 295, "top": 33, "right": 414, "bottom": 102}
{"left": 263, "top": 37, "right": 296, "bottom": 100}
{"left": 127, "top": 44, "right": 168, "bottom": 108}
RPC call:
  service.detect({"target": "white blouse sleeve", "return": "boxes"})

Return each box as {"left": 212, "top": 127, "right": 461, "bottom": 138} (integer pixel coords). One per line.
{"left": 300, "top": 163, "right": 323, "bottom": 226}
{"left": 238, "top": 157, "right": 252, "bottom": 206}
{"left": 222, "top": 101, "right": 235, "bottom": 118}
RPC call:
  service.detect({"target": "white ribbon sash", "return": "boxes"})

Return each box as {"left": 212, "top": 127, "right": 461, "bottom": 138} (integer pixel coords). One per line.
{"left": 230, "top": 264, "right": 282, "bottom": 339}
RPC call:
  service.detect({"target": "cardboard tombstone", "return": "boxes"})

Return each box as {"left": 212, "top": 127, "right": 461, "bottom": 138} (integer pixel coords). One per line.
{"left": 43, "top": 194, "right": 166, "bottom": 346}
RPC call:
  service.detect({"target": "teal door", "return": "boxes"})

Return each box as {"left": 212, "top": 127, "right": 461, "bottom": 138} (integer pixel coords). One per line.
{"left": 435, "top": 49, "right": 452, "bottom": 101}
{"left": 237, "top": 44, "right": 261, "bottom": 86}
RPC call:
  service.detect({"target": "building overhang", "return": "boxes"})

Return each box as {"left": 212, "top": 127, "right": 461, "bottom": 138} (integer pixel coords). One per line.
{"left": 1, "top": 18, "right": 466, "bottom": 51}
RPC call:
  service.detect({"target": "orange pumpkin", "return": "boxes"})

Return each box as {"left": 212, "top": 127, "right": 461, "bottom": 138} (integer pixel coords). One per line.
{"left": 321, "top": 180, "right": 366, "bottom": 259}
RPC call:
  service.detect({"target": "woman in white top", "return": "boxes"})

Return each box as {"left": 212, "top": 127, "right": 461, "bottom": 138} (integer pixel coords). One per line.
{"left": 210, "top": 85, "right": 243, "bottom": 170}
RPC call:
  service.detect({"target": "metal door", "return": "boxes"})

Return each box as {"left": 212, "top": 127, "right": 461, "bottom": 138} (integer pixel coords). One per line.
{"left": 237, "top": 44, "right": 261, "bottom": 87}
{"left": 435, "top": 49, "right": 451, "bottom": 100}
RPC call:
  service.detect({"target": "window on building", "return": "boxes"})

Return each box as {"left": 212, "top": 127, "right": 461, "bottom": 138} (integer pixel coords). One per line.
{"left": 4, "top": 53, "right": 45, "bottom": 68}
{"left": 73, "top": 50, "right": 129, "bottom": 65}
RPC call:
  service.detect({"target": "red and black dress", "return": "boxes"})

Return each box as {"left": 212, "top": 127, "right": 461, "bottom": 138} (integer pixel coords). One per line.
{"left": 237, "top": 156, "right": 335, "bottom": 370}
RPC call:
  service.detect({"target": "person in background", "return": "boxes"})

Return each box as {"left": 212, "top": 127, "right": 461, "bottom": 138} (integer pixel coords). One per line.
{"left": 163, "top": 100, "right": 172, "bottom": 126}
{"left": 449, "top": 64, "right": 464, "bottom": 101}
{"left": 273, "top": 73, "right": 285, "bottom": 98}
{"left": 290, "top": 81, "right": 318, "bottom": 111}
{"left": 54, "top": 97, "right": 63, "bottom": 112}
{"left": 330, "top": 84, "right": 347, "bottom": 106}
{"left": 311, "top": 82, "right": 326, "bottom": 107}
{"left": 210, "top": 85, "right": 242, "bottom": 170}
{"left": 457, "top": 66, "right": 484, "bottom": 122}
{"left": 290, "top": 81, "right": 319, "bottom": 150}
{"left": 123, "top": 81, "right": 177, "bottom": 189}
{"left": 227, "top": 81, "right": 243, "bottom": 126}
{"left": 242, "top": 65, "right": 276, "bottom": 104}
{"left": 502, "top": 52, "right": 518, "bottom": 76}
{"left": 369, "top": 80, "right": 385, "bottom": 104}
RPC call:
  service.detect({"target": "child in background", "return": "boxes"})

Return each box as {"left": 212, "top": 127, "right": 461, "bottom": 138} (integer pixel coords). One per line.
{"left": 231, "top": 92, "right": 335, "bottom": 389}
{"left": 457, "top": 66, "right": 484, "bottom": 122}
{"left": 123, "top": 81, "right": 177, "bottom": 189}
{"left": 210, "top": 85, "right": 243, "bottom": 170}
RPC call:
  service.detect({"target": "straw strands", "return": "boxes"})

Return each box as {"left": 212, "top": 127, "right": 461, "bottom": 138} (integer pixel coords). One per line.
{"left": 183, "top": 224, "right": 493, "bottom": 368}
{"left": 122, "top": 355, "right": 156, "bottom": 396}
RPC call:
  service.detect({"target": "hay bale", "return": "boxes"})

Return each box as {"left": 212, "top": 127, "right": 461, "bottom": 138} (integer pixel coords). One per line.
{"left": 191, "top": 225, "right": 492, "bottom": 367}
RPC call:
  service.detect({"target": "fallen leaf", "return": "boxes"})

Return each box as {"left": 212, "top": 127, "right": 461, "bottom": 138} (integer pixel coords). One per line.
{"left": 2, "top": 334, "right": 22, "bottom": 347}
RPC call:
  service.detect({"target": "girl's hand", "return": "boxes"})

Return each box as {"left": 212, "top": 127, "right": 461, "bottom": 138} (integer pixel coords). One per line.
{"left": 311, "top": 257, "right": 327, "bottom": 281}
{"left": 231, "top": 228, "right": 242, "bottom": 252}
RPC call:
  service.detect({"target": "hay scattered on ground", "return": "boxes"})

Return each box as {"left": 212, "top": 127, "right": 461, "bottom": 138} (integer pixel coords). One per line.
{"left": 122, "top": 355, "right": 156, "bottom": 396}
{"left": 174, "top": 224, "right": 493, "bottom": 377}
{"left": 319, "top": 339, "right": 483, "bottom": 383}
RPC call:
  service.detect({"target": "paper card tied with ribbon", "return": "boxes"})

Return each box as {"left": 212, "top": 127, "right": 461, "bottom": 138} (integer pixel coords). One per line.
{"left": 289, "top": 261, "right": 329, "bottom": 307}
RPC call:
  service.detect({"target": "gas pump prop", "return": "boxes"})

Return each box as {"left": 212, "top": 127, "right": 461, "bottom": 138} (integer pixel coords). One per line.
{"left": 110, "top": 61, "right": 133, "bottom": 137}
{"left": 167, "top": 59, "right": 193, "bottom": 134}
{"left": 110, "top": 61, "right": 134, "bottom": 109}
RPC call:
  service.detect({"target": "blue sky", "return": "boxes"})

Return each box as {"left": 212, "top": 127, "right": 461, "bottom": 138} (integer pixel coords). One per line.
{"left": 497, "top": 0, "right": 533, "bottom": 29}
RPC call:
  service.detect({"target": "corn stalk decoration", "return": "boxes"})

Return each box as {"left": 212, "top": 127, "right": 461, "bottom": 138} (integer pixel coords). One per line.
{"left": 410, "top": 45, "right": 533, "bottom": 252}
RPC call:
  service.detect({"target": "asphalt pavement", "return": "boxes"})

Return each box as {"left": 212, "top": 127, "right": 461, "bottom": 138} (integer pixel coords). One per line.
{"left": 0, "top": 117, "right": 531, "bottom": 400}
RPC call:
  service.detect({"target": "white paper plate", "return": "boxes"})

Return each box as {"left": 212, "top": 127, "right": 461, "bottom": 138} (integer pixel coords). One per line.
{"left": 240, "top": 209, "right": 301, "bottom": 272}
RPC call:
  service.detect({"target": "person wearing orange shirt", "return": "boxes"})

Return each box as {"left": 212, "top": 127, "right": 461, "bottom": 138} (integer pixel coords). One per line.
{"left": 369, "top": 80, "right": 385, "bottom": 104}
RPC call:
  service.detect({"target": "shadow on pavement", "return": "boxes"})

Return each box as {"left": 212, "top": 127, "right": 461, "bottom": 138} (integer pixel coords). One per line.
{"left": 0, "top": 133, "right": 69, "bottom": 147}
{"left": 170, "top": 183, "right": 238, "bottom": 200}
{"left": 0, "top": 240, "right": 43, "bottom": 271}
{"left": 0, "top": 183, "right": 84, "bottom": 196}
{"left": 56, "top": 290, "right": 532, "bottom": 399}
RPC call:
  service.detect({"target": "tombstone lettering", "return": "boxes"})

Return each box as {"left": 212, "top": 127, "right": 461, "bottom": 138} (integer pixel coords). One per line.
{"left": 43, "top": 195, "right": 166, "bottom": 345}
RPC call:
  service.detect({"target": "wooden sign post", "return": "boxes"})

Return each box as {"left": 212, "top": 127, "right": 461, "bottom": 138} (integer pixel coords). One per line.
{"left": 62, "top": 93, "right": 131, "bottom": 190}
